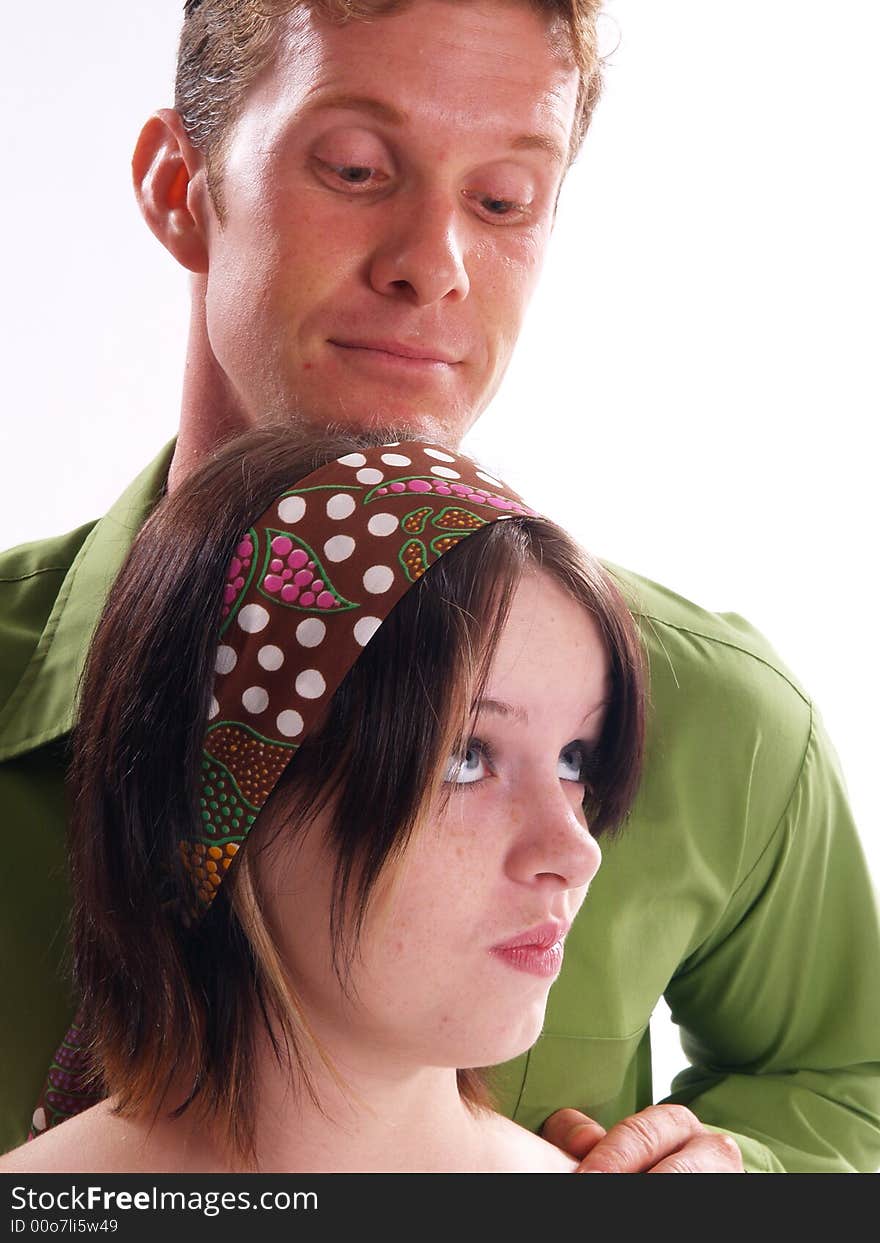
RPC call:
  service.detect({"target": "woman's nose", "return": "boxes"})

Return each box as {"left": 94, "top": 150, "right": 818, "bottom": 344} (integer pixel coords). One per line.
{"left": 368, "top": 193, "right": 471, "bottom": 307}
{"left": 504, "top": 781, "right": 602, "bottom": 894}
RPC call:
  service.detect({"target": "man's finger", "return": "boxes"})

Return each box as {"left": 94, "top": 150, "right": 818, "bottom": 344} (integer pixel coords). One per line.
{"left": 541, "top": 1107, "right": 607, "bottom": 1159}
{"left": 647, "top": 1132, "right": 745, "bottom": 1174}
{"left": 576, "top": 1103, "right": 703, "bottom": 1173}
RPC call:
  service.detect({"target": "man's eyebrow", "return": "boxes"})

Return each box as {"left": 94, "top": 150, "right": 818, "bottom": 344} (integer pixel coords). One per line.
{"left": 509, "top": 131, "right": 568, "bottom": 166}
{"left": 299, "top": 91, "right": 410, "bottom": 126}
{"left": 300, "top": 91, "right": 567, "bottom": 165}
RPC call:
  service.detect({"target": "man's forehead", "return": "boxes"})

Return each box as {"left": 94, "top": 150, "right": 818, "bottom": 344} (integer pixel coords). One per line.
{"left": 257, "top": 0, "right": 579, "bottom": 149}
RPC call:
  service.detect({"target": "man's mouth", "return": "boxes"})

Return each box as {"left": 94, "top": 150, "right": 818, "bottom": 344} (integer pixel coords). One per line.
{"left": 328, "top": 338, "right": 460, "bottom": 367}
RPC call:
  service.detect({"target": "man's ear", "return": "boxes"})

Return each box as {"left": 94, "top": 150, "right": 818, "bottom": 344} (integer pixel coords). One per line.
{"left": 132, "top": 109, "right": 212, "bottom": 274}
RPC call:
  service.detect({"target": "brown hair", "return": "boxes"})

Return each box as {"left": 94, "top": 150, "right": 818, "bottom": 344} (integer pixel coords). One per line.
{"left": 176, "top": 0, "right": 605, "bottom": 212}
{"left": 66, "top": 424, "right": 645, "bottom": 1170}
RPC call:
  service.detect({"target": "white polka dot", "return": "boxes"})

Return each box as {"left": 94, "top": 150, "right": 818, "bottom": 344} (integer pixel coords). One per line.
{"left": 31, "top": 1107, "right": 46, "bottom": 1134}
{"left": 237, "top": 603, "right": 270, "bottom": 633}
{"left": 242, "top": 686, "right": 269, "bottom": 714}
{"left": 277, "top": 710, "right": 304, "bottom": 738}
{"left": 326, "top": 492, "right": 357, "bottom": 520}
{"left": 324, "top": 534, "right": 356, "bottom": 562}
{"left": 356, "top": 467, "right": 384, "bottom": 485}
{"left": 277, "top": 496, "right": 306, "bottom": 524}
{"left": 338, "top": 452, "right": 367, "bottom": 468}
{"left": 477, "top": 470, "right": 503, "bottom": 486}
{"left": 367, "top": 512, "right": 399, "bottom": 537}
{"left": 296, "top": 669, "right": 326, "bottom": 699}
{"left": 381, "top": 440, "right": 401, "bottom": 448}
{"left": 430, "top": 465, "right": 461, "bottom": 479}
{"left": 296, "top": 618, "right": 326, "bottom": 648}
{"left": 354, "top": 616, "right": 383, "bottom": 647}
{"left": 258, "top": 645, "right": 284, "bottom": 671}
{"left": 363, "top": 565, "right": 395, "bottom": 594}
{"left": 381, "top": 452, "right": 412, "bottom": 467}
{"left": 208, "top": 696, "right": 219, "bottom": 720}
{"left": 215, "top": 645, "right": 237, "bottom": 675}
{"left": 424, "top": 448, "right": 456, "bottom": 463}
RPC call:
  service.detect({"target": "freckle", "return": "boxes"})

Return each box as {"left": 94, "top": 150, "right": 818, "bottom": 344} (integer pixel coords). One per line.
{"left": 304, "top": 362, "right": 313, "bottom": 371}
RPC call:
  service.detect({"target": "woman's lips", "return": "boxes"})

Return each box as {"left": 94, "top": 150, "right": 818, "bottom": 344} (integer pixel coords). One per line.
{"left": 490, "top": 919, "right": 570, "bottom": 979}
{"left": 491, "top": 941, "right": 565, "bottom": 978}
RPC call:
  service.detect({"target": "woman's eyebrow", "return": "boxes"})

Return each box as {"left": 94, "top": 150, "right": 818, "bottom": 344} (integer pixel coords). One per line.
{"left": 478, "top": 698, "right": 529, "bottom": 725}
{"left": 580, "top": 698, "right": 611, "bottom": 726}
{"left": 476, "top": 698, "right": 611, "bottom": 728}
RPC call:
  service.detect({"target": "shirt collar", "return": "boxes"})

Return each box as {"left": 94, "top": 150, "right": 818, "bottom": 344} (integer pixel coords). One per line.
{"left": 0, "top": 440, "right": 176, "bottom": 760}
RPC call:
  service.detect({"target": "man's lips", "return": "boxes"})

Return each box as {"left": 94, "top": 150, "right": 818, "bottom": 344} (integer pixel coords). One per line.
{"left": 328, "top": 338, "right": 460, "bottom": 365}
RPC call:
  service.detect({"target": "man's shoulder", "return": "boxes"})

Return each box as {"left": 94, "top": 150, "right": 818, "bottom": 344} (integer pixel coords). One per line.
{"left": 0, "top": 521, "right": 99, "bottom": 712}
{"left": 598, "top": 562, "right": 820, "bottom": 931}
{"left": 0, "top": 521, "right": 98, "bottom": 584}
{"left": 605, "top": 560, "right": 812, "bottom": 761}
{"left": 0, "top": 442, "right": 175, "bottom": 750}
{"left": 607, "top": 561, "right": 809, "bottom": 693}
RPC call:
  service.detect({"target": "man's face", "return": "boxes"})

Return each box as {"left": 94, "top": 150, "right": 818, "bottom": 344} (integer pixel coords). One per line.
{"left": 196, "top": 0, "right": 580, "bottom": 443}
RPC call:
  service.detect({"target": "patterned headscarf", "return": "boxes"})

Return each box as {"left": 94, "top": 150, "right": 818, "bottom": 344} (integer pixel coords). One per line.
{"left": 181, "top": 439, "right": 541, "bottom": 913}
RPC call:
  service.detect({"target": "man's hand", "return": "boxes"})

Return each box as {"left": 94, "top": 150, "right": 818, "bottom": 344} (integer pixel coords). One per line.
{"left": 541, "top": 1104, "right": 745, "bottom": 1173}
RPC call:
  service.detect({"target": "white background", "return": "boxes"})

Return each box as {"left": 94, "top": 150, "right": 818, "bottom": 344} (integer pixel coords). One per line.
{"left": 1, "top": 2, "right": 877, "bottom": 1110}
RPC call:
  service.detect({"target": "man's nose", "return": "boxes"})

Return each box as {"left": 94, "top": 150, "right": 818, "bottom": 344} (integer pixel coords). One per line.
{"left": 368, "top": 192, "right": 471, "bottom": 306}
{"left": 505, "top": 782, "right": 602, "bottom": 894}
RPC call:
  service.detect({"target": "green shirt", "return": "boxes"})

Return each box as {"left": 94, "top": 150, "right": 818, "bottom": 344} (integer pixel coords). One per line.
{"left": 1, "top": 443, "right": 878, "bottom": 1171}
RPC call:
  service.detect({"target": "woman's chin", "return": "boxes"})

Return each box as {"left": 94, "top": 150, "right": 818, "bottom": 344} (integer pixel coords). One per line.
{"left": 454, "top": 1002, "right": 549, "bottom": 1071}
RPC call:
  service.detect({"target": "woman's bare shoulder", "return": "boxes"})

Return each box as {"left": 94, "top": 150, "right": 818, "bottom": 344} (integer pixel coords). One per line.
{"left": 0, "top": 1102, "right": 195, "bottom": 1175}
{"left": 477, "top": 1112, "right": 579, "bottom": 1173}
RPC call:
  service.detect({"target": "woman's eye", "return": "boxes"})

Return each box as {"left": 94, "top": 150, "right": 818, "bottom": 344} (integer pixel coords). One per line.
{"left": 444, "top": 741, "right": 596, "bottom": 788}
{"left": 558, "top": 743, "right": 590, "bottom": 784}
{"left": 443, "top": 741, "right": 491, "bottom": 786}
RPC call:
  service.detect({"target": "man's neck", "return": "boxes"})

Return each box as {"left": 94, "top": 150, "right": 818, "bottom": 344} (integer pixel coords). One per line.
{"left": 168, "top": 298, "right": 251, "bottom": 494}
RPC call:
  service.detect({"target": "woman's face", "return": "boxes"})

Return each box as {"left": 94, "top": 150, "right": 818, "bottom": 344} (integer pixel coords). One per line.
{"left": 257, "top": 568, "right": 608, "bottom": 1072}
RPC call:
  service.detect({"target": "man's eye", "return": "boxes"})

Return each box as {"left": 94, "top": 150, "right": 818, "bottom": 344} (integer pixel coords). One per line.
{"left": 443, "top": 740, "right": 491, "bottom": 786}
{"left": 316, "top": 160, "right": 387, "bottom": 190}
{"left": 334, "top": 165, "right": 375, "bottom": 184}
{"left": 482, "top": 197, "right": 518, "bottom": 215}
{"left": 462, "top": 189, "right": 529, "bottom": 222}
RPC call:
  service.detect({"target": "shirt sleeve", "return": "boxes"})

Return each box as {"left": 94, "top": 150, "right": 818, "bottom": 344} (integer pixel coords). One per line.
{"left": 660, "top": 705, "right": 880, "bottom": 1173}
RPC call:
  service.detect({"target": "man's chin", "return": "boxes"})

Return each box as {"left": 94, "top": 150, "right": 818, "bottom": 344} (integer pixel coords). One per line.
{"left": 260, "top": 404, "right": 467, "bottom": 449}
